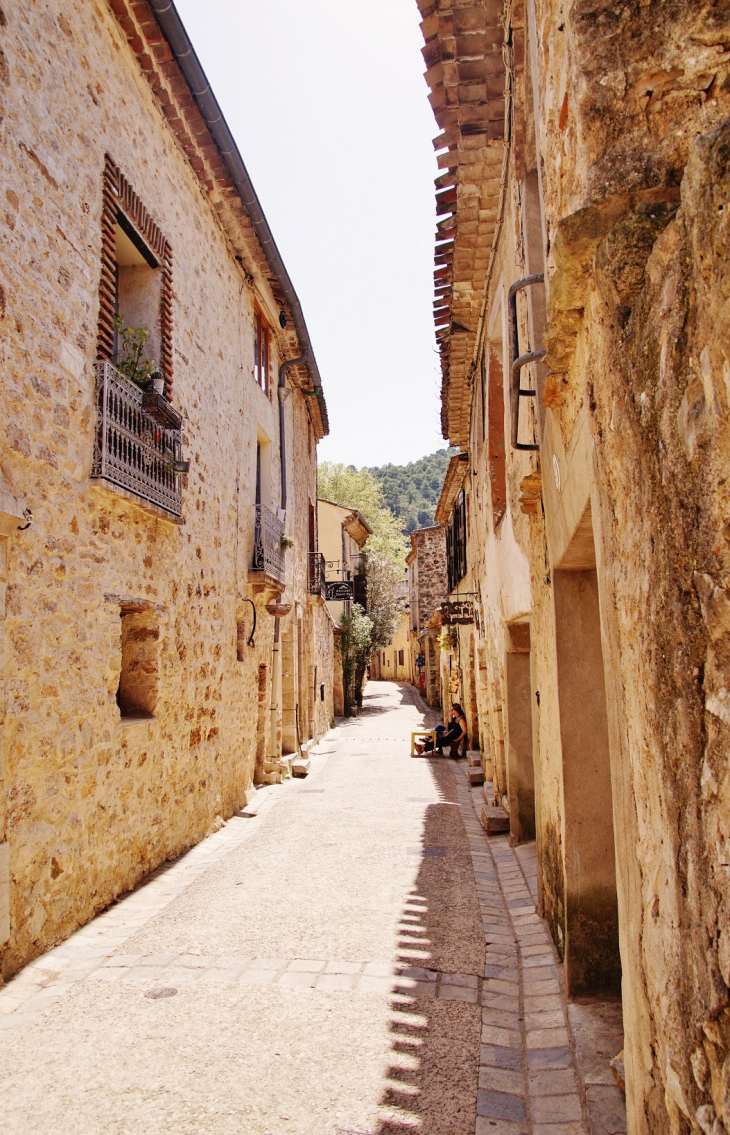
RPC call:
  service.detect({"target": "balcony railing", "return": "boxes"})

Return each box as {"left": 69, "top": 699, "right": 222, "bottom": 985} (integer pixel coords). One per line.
{"left": 91, "top": 361, "right": 184, "bottom": 518}
{"left": 308, "top": 551, "right": 326, "bottom": 598}
{"left": 253, "top": 504, "right": 285, "bottom": 583}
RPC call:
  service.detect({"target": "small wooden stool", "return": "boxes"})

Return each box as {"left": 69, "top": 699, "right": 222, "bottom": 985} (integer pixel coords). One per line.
{"left": 411, "top": 730, "right": 437, "bottom": 757}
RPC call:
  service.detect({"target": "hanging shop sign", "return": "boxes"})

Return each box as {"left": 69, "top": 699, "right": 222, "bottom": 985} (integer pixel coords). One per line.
{"left": 440, "top": 600, "right": 474, "bottom": 626}
{"left": 325, "top": 580, "right": 354, "bottom": 601}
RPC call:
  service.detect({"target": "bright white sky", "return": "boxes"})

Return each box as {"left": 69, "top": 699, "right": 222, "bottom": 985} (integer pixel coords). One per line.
{"left": 174, "top": 0, "right": 443, "bottom": 469}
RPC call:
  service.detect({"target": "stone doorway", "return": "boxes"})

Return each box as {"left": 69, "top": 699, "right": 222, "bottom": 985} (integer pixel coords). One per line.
{"left": 554, "top": 504, "right": 622, "bottom": 998}
{"left": 505, "top": 620, "right": 536, "bottom": 843}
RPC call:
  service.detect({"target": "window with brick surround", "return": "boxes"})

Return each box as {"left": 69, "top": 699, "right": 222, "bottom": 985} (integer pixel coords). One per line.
{"left": 97, "top": 155, "right": 174, "bottom": 398}
{"left": 254, "top": 307, "right": 270, "bottom": 395}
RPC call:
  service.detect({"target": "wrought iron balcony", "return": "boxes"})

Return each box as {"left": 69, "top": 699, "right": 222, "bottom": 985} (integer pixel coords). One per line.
{"left": 308, "top": 551, "right": 326, "bottom": 598}
{"left": 253, "top": 504, "right": 285, "bottom": 584}
{"left": 91, "top": 361, "right": 184, "bottom": 518}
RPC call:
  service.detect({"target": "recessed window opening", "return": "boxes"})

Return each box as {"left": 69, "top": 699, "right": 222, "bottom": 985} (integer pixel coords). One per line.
{"left": 97, "top": 157, "right": 174, "bottom": 397}
{"left": 113, "top": 218, "right": 163, "bottom": 371}
{"left": 486, "top": 303, "right": 507, "bottom": 527}
{"left": 236, "top": 620, "right": 247, "bottom": 662}
{"left": 256, "top": 430, "right": 272, "bottom": 508}
{"left": 254, "top": 307, "right": 270, "bottom": 395}
{"left": 117, "top": 606, "right": 159, "bottom": 720}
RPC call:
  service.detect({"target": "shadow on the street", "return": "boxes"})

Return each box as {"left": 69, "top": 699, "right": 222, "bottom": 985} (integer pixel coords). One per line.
{"left": 373, "top": 757, "right": 483, "bottom": 1135}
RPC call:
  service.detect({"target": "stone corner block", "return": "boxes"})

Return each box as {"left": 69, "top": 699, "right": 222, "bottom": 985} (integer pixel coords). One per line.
{"left": 482, "top": 805, "right": 510, "bottom": 833}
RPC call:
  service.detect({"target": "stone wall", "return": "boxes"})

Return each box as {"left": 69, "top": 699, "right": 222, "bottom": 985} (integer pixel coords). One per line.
{"left": 0, "top": 0, "right": 332, "bottom": 977}
{"left": 419, "top": 0, "right": 730, "bottom": 1129}
{"left": 532, "top": 3, "right": 730, "bottom": 1128}
{"left": 411, "top": 527, "right": 448, "bottom": 632}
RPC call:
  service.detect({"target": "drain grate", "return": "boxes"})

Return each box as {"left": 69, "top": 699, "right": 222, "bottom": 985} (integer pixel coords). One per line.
{"left": 145, "top": 986, "right": 177, "bottom": 999}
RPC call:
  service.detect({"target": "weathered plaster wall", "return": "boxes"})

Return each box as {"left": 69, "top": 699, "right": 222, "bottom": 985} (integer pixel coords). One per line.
{"left": 533, "top": 1, "right": 730, "bottom": 1129}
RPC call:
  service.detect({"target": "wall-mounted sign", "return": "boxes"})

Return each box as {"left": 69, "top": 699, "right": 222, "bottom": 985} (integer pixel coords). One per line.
{"left": 440, "top": 600, "right": 474, "bottom": 626}
{"left": 325, "top": 580, "right": 354, "bottom": 601}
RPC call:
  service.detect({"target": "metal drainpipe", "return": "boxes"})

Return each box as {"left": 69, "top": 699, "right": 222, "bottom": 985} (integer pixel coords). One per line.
{"left": 278, "top": 351, "right": 309, "bottom": 515}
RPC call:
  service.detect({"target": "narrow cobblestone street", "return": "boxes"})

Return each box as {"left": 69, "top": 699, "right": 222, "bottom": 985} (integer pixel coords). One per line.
{"left": 0, "top": 682, "right": 624, "bottom": 1135}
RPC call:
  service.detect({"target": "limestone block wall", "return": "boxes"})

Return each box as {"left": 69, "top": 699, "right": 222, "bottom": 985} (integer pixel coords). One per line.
{"left": 0, "top": 1, "right": 330, "bottom": 976}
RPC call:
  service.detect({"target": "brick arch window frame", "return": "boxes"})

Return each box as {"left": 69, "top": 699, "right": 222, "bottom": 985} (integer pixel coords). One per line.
{"left": 97, "top": 154, "right": 174, "bottom": 400}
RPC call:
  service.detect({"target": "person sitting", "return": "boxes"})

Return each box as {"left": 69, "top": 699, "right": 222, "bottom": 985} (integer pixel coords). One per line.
{"left": 417, "top": 704, "right": 467, "bottom": 756}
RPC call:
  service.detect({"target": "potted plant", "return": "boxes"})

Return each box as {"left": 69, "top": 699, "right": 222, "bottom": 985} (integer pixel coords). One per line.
{"left": 113, "top": 318, "right": 155, "bottom": 388}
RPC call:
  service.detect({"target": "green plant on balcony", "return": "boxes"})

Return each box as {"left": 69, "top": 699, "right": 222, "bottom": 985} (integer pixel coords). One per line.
{"left": 113, "top": 317, "right": 157, "bottom": 388}
{"left": 438, "top": 627, "right": 458, "bottom": 653}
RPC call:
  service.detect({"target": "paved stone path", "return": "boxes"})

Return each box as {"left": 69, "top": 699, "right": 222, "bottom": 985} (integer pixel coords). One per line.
{"left": 0, "top": 681, "right": 624, "bottom": 1134}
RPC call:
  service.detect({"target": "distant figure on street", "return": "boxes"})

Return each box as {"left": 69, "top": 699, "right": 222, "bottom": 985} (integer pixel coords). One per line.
{"left": 416, "top": 703, "right": 467, "bottom": 757}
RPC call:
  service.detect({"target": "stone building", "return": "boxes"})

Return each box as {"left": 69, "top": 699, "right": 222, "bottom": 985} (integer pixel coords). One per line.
{"left": 369, "top": 579, "right": 412, "bottom": 684}
{"left": 315, "top": 499, "right": 370, "bottom": 715}
{"left": 316, "top": 498, "right": 370, "bottom": 624}
{"left": 0, "top": 0, "right": 335, "bottom": 977}
{"left": 406, "top": 524, "right": 448, "bottom": 706}
{"left": 418, "top": 0, "right": 730, "bottom": 1131}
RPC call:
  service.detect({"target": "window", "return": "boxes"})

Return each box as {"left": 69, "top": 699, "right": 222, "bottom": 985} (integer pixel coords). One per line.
{"left": 97, "top": 155, "right": 173, "bottom": 397}
{"left": 398, "top": 650, "right": 405, "bottom": 667}
{"left": 117, "top": 605, "right": 159, "bottom": 720}
{"left": 254, "top": 308, "right": 270, "bottom": 394}
{"left": 446, "top": 490, "right": 468, "bottom": 592}
{"left": 255, "top": 431, "right": 272, "bottom": 507}
{"left": 486, "top": 337, "right": 506, "bottom": 526}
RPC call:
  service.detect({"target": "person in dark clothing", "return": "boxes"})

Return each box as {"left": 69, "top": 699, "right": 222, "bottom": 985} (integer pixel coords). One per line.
{"left": 417, "top": 704, "right": 467, "bottom": 756}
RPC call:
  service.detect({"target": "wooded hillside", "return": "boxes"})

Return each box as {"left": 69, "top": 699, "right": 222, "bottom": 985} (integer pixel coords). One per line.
{"left": 366, "top": 448, "right": 457, "bottom": 535}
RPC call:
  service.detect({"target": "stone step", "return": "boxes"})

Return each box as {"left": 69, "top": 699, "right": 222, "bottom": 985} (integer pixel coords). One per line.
{"left": 255, "top": 770, "right": 280, "bottom": 786}
{"left": 467, "top": 750, "right": 482, "bottom": 768}
{"left": 481, "top": 804, "right": 510, "bottom": 834}
{"left": 263, "top": 758, "right": 292, "bottom": 781}
{"left": 482, "top": 782, "right": 495, "bottom": 806}
{"left": 291, "top": 756, "right": 310, "bottom": 778}
{"left": 467, "top": 765, "right": 485, "bottom": 786}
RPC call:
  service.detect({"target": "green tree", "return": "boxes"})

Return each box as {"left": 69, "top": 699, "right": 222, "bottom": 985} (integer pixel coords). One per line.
{"left": 366, "top": 447, "right": 458, "bottom": 534}
{"left": 318, "top": 462, "right": 409, "bottom": 701}
{"left": 318, "top": 462, "right": 409, "bottom": 569}
{"left": 338, "top": 603, "right": 373, "bottom": 715}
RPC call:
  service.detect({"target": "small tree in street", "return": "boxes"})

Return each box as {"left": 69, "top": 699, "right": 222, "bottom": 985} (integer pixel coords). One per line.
{"left": 363, "top": 546, "right": 403, "bottom": 656}
{"left": 319, "top": 463, "right": 410, "bottom": 699}
{"left": 338, "top": 603, "right": 373, "bottom": 714}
